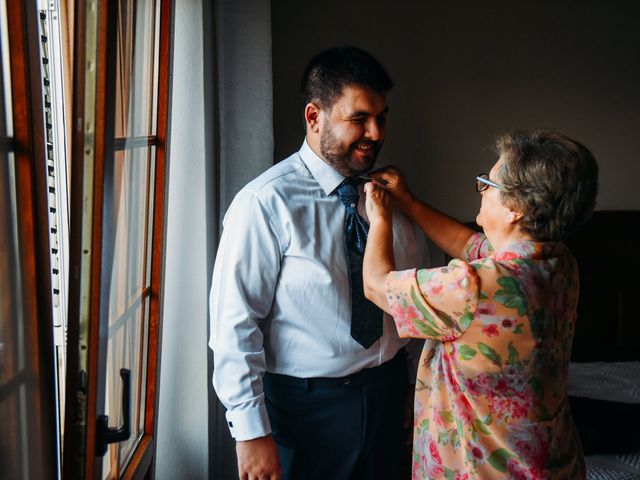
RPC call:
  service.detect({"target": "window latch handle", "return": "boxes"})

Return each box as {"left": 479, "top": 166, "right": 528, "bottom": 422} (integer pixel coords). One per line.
{"left": 96, "top": 368, "right": 131, "bottom": 457}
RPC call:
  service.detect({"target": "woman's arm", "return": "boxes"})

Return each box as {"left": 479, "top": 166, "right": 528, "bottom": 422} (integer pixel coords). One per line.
{"left": 364, "top": 180, "right": 480, "bottom": 341}
{"left": 363, "top": 182, "right": 395, "bottom": 314}
{"left": 369, "top": 167, "right": 476, "bottom": 260}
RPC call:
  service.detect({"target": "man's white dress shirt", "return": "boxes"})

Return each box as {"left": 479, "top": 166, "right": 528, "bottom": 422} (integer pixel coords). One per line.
{"left": 209, "top": 140, "right": 425, "bottom": 441}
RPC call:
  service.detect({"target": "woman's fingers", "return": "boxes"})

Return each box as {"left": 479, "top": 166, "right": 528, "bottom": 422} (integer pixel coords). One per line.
{"left": 364, "top": 181, "right": 393, "bottom": 225}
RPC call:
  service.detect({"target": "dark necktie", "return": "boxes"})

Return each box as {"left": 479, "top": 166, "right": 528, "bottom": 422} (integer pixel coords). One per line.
{"left": 336, "top": 178, "right": 383, "bottom": 348}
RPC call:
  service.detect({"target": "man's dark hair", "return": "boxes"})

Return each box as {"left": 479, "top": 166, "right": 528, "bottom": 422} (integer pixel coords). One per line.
{"left": 300, "top": 46, "right": 393, "bottom": 119}
{"left": 496, "top": 129, "right": 599, "bottom": 241}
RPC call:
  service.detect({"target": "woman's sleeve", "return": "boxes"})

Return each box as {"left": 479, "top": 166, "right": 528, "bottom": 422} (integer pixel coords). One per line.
{"left": 462, "top": 232, "right": 493, "bottom": 261}
{"left": 386, "top": 259, "right": 479, "bottom": 341}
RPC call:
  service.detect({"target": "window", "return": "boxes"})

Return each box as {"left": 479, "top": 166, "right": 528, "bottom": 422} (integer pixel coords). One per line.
{"left": 61, "top": 0, "right": 172, "bottom": 478}
{"left": 0, "top": 0, "right": 172, "bottom": 477}
{"left": 101, "top": 0, "right": 161, "bottom": 475}
{"left": 0, "top": 0, "right": 58, "bottom": 478}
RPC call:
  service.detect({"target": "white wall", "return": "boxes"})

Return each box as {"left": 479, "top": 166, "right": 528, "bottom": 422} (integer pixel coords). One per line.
{"left": 272, "top": 0, "right": 640, "bottom": 263}
{"left": 156, "top": 1, "right": 208, "bottom": 478}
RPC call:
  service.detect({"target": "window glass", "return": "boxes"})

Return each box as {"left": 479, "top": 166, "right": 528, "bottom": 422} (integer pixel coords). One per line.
{"left": 114, "top": 0, "right": 158, "bottom": 140}
{"left": 101, "top": 0, "right": 159, "bottom": 476}
{"left": 102, "top": 138, "right": 157, "bottom": 480}
{"left": 0, "top": 0, "right": 11, "bottom": 137}
{"left": 0, "top": 0, "right": 26, "bottom": 477}
{"left": 0, "top": 1, "right": 53, "bottom": 478}
{"left": 0, "top": 148, "right": 25, "bottom": 478}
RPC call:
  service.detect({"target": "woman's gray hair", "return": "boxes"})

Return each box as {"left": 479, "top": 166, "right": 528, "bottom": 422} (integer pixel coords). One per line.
{"left": 496, "top": 129, "right": 599, "bottom": 241}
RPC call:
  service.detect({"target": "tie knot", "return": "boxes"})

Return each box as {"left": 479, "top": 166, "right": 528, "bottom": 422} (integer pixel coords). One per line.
{"left": 337, "top": 178, "right": 362, "bottom": 211}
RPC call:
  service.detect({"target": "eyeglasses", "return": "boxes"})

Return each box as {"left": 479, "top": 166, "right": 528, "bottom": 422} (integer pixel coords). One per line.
{"left": 475, "top": 173, "right": 505, "bottom": 192}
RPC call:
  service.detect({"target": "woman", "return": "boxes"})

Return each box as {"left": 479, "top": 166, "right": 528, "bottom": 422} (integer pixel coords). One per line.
{"left": 363, "top": 129, "right": 598, "bottom": 479}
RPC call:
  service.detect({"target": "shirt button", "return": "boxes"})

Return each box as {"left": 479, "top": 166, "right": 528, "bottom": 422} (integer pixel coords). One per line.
{"left": 343, "top": 378, "right": 351, "bottom": 385}
{"left": 350, "top": 202, "right": 356, "bottom": 208}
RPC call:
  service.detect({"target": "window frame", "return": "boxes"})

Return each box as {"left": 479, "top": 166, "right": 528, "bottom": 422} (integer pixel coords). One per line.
{"left": 62, "top": 0, "right": 172, "bottom": 478}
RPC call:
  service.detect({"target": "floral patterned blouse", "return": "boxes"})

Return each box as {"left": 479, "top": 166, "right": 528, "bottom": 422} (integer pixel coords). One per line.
{"left": 386, "top": 233, "right": 585, "bottom": 480}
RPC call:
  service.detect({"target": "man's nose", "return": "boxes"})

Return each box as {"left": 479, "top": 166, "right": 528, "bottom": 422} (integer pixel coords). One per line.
{"left": 364, "top": 118, "right": 384, "bottom": 141}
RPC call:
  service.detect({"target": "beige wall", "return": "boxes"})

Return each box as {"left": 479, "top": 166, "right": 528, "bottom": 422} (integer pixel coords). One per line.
{"left": 272, "top": 0, "right": 640, "bottom": 261}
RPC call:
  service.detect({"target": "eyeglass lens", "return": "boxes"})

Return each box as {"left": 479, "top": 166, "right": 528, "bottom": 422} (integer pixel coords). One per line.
{"left": 476, "top": 174, "right": 489, "bottom": 192}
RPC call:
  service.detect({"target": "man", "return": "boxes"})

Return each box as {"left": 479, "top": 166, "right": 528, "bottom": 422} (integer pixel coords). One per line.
{"left": 209, "top": 46, "right": 424, "bottom": 480}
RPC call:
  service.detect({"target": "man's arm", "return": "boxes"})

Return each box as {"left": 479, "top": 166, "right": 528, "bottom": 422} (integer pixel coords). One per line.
{"left": 209, "top": 189, "right": 283, "bottom": 478}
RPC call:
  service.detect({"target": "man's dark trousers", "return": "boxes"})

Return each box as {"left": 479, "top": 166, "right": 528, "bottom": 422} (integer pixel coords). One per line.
{"left": 263, "top": 352, "right": 408, "bottom": 480}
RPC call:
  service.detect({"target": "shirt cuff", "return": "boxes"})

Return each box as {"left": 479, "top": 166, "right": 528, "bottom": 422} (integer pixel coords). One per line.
{"left": 225, "top": 404, "right": 271, "bottom": 441}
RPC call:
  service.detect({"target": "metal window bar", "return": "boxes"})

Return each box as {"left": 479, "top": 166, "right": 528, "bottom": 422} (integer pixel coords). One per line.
{"left": 37, "top": 4, "right": 70, "bottom": 478}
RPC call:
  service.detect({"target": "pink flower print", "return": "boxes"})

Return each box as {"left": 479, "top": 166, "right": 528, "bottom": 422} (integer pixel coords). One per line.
{"left": 414, "top": 399, "right": 425, "bottom": 421}
{"left": 508, "top": 421, "right": 550, "bottom": 468}
{"left": 467, "top": 440, "right": 488, "bottom": 466}
{"left": 453, "top": 394, "right": 475, "bottom": 424}
{"left": 506, "top": 458, "right": 532, "bottom": 480}
{"left": 504, "top": 367, "right": 528, "bottom": 392}
{"left": 488, "top": 390, "right": 533, "bottom": 421}
{"left": 464, "top": 378, "right": 481, "bottom": 396}
{"left": 495, "top": 377, "right": 510, "bottom": 394}
{"left": 418, "top": 434, "right": 445, "bottom": 478}
{"left": 414, "top": 455, "right": 429, "bottom": 479}
{"left": 475, "top": 373, "right": 491, "bottom": 389}
{"left": 510, "top": 395, "right": 532, "bottom": 419}
{"left": 389, "top": 303, "right": 421, "bottom": 337}
{"left": 423, "top": 279, "right": 443, "bottom": 297}
{"left": 482, "top": 324, "right": 500, "bottom": 337}
{"left": 513, "top": 267, "right": 545, "bottom": 298}
{"left": 472, "top": 446, "right": 483, "bottom": 459}
{"left": 395, "top": 268, "right": 415, "bottom": 280}
{"left": 429, "top": 440, "right": 442, "bottom": 464}
{"left": 496, "top": 251, "right": 519, "bottom": 261}
{"left": 465, "top": 233, "right": 488, "bottom": 260}
{"left": 443, "top": 357, "right": 460, "bottom": 393}
{"left": 476, "top": 301, "right": 496, "bottom": 316}
{"left": 388, "top": 303, "right": 401, "bottom": 318}
{"left": 427, "top": 462, "right": 445, "bottom": 478}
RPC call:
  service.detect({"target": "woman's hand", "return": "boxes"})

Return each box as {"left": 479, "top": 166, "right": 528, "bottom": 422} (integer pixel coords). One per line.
{"left": 364, "top": 181, "right": 393, "bottom": 226}
{"left": 368, "top": 166, "right": 416, "bottom": 213}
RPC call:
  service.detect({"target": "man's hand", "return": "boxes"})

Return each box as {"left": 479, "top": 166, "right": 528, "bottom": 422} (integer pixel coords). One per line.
{"left": 236, "top": 435, "right": 282, "bottom": 480}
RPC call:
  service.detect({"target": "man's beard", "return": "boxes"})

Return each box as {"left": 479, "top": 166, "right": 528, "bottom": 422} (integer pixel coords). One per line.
{"left": 319, "top": 126, "right": 382, "bottom": 177}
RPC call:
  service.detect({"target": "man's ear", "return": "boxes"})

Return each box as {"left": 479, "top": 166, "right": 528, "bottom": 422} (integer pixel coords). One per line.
{"left": 304, "top": 102, "right": 321, "bottom": 133}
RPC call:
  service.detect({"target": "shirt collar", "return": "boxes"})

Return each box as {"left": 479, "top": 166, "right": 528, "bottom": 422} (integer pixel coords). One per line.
{"left": 299, "top": 139, "right": 345, "bottom": 196}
